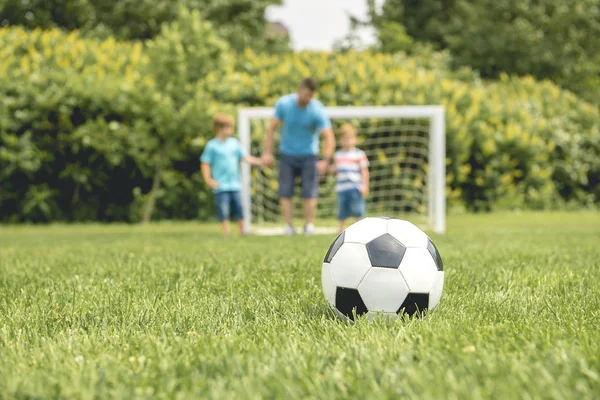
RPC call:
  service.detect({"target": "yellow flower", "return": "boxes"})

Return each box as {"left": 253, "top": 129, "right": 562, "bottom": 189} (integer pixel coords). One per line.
{"left": 462, "top": 345, "right": 476, "bottom": 353}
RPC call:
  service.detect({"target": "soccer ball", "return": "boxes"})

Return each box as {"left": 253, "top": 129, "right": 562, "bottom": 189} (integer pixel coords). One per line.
{"left": 321, "top": 217, "right": 444, "bottom": 321}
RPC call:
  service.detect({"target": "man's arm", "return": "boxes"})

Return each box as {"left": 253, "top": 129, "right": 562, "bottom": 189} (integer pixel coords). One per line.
{"left": 201, "top": 162, "right": 219, "bottom": 188}
{"left": 316, "top": 127, "right": 335, "bottom": 176}
{"left": 262, "top": 118, "right": 280, "bottom": 166}
{"left": 320, "top": 127, "right": 335, "bottom": 160}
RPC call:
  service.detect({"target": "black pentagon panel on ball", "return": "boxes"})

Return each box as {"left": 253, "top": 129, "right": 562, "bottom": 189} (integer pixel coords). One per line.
{"left": 397, "top": 293, "right": 429, "bottom": 317}
{"left": 427, "top": 239, "right": 444, "bottom": 271}
{"left": 365, "top": 233, "right": 406, "bottom": 269}
{"left": 335, "top": 287, "right": 368, "bottom": 321}
{"left": 324, "top": 231, "right": 345, "bottom": 263}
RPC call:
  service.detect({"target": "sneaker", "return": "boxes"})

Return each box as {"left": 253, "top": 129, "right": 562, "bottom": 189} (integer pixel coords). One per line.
{"left": 284, "top": 224, "right": 296, "bottom": 236}
{"left": 303, "top": 223, "right": 315, "bottom": 236}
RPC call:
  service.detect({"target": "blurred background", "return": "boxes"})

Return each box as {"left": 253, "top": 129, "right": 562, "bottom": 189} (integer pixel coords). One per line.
{"left": 0, "top": 0, "right": 598, "bottom": 224}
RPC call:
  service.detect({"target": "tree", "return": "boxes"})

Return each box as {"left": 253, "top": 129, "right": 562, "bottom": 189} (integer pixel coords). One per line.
{"left": 333, "top": 8, "right": 413, "bottom": 53}
{"left": 0, "top": 0, "right": 289, "bottom": 52}
{"left": 369, "top": 0, "right": 600, "bottom": 104}
{"left": 375, "top": 20, "right": 413, "bottom": 53}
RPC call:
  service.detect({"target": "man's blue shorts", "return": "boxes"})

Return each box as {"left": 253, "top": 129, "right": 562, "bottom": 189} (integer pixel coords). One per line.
{"left": 278, "top": 153, "right": 319, "bottom": 199}
{"left": 337, "top": 188, "right": 365, "bottom": 220}
{"left": 214, "top": 191, "right": 243, "bottom": 221}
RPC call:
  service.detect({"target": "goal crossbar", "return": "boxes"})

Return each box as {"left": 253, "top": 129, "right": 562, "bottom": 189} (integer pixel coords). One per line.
{"left": 238, "top": 105, "right": 446, "bottom": 234}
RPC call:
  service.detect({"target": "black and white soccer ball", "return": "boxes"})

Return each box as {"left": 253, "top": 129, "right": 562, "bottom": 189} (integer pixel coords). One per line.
{"left": 322, "top": 217, "right": 444, "bottom": 321}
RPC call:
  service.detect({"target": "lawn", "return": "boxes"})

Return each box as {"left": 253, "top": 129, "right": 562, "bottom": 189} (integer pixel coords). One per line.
{"left": 0, "top": 212, "right": 599, "bottom": 399}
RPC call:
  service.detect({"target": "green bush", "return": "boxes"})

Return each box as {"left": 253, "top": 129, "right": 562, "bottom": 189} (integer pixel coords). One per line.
{"left": 203, "top": 50, "right": 600, "bottom": 211}
{"left": 0, "top": 26, "right": 219, "bottom": 222}
{"left": 1, "top": 27, "right": 598, "bottom": 222}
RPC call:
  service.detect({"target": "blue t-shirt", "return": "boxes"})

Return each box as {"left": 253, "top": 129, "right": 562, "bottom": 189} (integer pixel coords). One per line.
{"left": 200, "top": 137, "right": 246, "bottom": 192}
{"left": 275, "top": 93, "right": 331, "bottom": 156}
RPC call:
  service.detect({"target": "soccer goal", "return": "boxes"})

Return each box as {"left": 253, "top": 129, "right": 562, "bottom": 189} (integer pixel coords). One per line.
{"left": 238, "top": 106, "right": 446, "bottom": 235}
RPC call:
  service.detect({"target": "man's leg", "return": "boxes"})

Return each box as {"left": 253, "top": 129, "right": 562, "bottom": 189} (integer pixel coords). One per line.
{"left": 302, "top": 198, "right": 317, "bottom": 224}
{"left": 278, "top": 154, "right": 297, "bottom": 234}
{"left": 301, "top": 155, "right": 319, "bottom": 234}
{"left": 280, "top": 198, "right": 294, "bottom": 226}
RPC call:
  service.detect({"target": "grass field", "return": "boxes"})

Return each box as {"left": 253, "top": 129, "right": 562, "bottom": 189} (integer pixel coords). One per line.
{"left": 1, "top": 212, "right": 599, "bottom": 399}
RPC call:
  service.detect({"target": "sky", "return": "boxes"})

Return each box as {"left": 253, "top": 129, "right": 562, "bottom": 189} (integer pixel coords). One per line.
{"left": 266, "top": 0, "right": 384, "bottom": 51}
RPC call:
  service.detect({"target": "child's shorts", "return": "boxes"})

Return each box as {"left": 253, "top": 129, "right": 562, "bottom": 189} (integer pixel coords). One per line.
{"left": 214, "top": 191, "right": 243, "bottom": 221}
{"left": 337, "top": 188, "right": 365, "bottom": 220}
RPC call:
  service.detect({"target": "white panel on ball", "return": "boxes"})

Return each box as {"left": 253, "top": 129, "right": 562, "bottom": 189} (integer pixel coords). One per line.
{"left": 329, "top": 243, "right": 372, "bottom": 288}
{"left": 321, "top": 263, "right": 337, "bottom": 307}
{"left": 366, "top": 311, "right": 399, "bottom": 321}
{"left": 343, "top": 218, "right": 389, "bottom": 244}
{"left": 334, "top": 308, "right": 350, "bottom": 322}
{"left": 398, "top": 247, "right": 438, "bottom": 292}
{"left": 428, "top": 271, "right": 445, "bottom": 309}
{"left": 358, "top": 268, "right": 410, "bottom": 313}
{"left": 387, "top": 219, "right": 430, "bottom": 248}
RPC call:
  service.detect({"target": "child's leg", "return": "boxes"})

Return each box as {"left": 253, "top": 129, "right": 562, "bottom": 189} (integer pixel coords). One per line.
{"left": 222, "top": 220, "right": 231, "bottom": 236}
{"left": 215, "top": 191, "right": 231, "bottom": 236}
{"left": 337, "top": 190, "right": 350, "bottom": 232}
{"left": 231, "top": 191, "right": 245, "bottom": 236}
{"left": 351, "top": 189, "right": 366, "bottom": 222}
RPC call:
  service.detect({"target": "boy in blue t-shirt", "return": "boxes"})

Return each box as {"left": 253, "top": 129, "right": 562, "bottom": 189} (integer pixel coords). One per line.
{"left": 201, "top": 113, "right": 261, "bottom": 236}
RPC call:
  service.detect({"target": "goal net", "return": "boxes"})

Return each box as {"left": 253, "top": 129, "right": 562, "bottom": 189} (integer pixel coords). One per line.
{"left": 238, "top": 106, "right": 445, "bottom": 235}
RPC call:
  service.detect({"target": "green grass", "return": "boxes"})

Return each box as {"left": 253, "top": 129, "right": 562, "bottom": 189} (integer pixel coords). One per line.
{"left": 1, "top": 212, "right": 599, "bottom": 399}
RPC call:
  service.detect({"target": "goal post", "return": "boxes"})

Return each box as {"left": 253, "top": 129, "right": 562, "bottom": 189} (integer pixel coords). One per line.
{"left": 238, "top": 106, "right": 446, "bottom": 234}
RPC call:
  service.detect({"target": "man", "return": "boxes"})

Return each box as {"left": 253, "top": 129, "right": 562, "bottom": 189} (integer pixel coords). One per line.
{"left": 261, "top": 78, "right": 335, "bottom": 235}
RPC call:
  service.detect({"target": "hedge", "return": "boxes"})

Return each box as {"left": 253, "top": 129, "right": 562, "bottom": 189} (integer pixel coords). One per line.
{"left": 0, "top": 26, "right": 218, "bottom": 222}
{"left": 203, "top": 50, "right": 600, "bottom": 211}
{"left": 1, "top": 27, "right": 598, "bottom": 222}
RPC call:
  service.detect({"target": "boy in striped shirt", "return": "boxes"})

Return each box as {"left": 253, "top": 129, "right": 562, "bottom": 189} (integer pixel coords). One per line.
{"left": 331, "top": 123, "right": 370, "bottom": 232}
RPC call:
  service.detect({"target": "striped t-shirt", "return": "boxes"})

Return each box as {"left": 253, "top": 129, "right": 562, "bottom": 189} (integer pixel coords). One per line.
{"left": 334, "top": 148, "right": 369, "bottom": 192}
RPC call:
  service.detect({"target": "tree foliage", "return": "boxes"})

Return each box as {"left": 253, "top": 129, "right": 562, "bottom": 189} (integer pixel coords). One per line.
{"left": 0, "top": 0, "right": 288, "bottom": 52}
{"left": 369, "top": 0, "right": 600, "bottom": 103}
